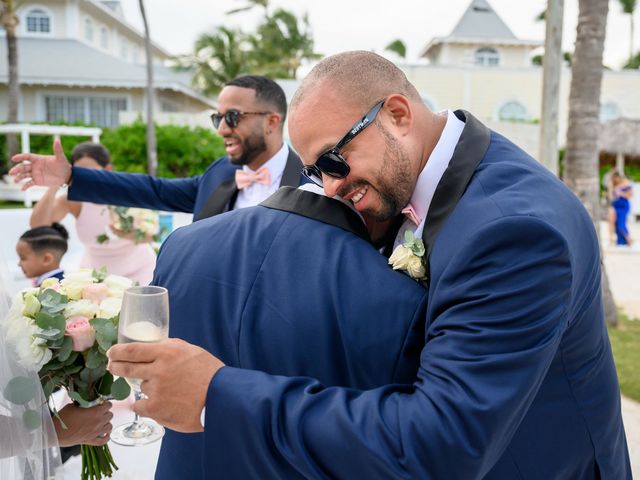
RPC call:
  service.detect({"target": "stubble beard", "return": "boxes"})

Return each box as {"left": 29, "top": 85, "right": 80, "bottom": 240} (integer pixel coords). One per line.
{"left": 228, "top": 128, "right": 268, "bottom": 166}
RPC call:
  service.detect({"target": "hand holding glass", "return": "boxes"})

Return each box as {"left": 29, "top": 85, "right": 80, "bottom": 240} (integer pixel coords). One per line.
{"left": 110, "top": 286, "right": 169, "bottom": 447}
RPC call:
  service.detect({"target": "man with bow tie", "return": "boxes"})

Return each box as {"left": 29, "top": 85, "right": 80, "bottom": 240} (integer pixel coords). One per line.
{"left": 11, "top": 75, "right": 305, "bottom": 221}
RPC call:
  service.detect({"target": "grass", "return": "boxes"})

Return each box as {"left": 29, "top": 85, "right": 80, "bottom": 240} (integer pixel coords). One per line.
{"left": 608, "top": 312, "right": 640, "bottom": 402}
{"left": 0, "top": 200, "right": 27, "bottom": 209}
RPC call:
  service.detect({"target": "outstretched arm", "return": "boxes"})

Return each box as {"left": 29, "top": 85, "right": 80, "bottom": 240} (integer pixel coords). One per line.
{"left": 10, "top": 139, "right": 72, "bottom": 189}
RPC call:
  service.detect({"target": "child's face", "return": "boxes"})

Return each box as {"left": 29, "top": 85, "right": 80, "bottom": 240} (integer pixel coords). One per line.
{"left": 16, "top": 240, "right": 48, "bottom": 278}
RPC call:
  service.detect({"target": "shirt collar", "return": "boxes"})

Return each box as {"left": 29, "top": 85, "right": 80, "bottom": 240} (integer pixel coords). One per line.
{"left": 242, "top": 143, "right": 289, "bottom": 187}
{"left": 408, "top": 109, "right": 465, "bottom": 237}
{"left": 35, "top": 268, "right": 64, "bottom": 287}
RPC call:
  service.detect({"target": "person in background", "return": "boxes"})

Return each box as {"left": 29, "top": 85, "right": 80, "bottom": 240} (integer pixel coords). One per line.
{"left": 29, "top": 142, "right": 156, "bottom": 285}
{"left": 16, "top": 223, "right": 68, "bottom": 287}
{"left": 610, "top": 171, "right": 634, "bottom": 246}
{"left": 12, "top": 76, "right": 305, "bottom": 222}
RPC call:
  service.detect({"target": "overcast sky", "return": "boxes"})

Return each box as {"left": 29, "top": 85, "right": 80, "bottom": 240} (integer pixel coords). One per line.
{"left": 120, "top": 0, "right": 638, "bottom": 70}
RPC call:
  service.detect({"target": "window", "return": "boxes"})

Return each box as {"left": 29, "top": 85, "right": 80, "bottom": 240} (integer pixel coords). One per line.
{"left": 600, "top": 102, "right": 620, "bottom": 123}
{"left": 475, "top": 47, "right": 500, "bottom": 67}
{"left": 120, "top": 39, "right": 128, "bottom": 60}
{"left": 45, "top": 95, "right": 127, "bottom": 127}
{"left": 100, "top": 27, "right": 109, "bottom": 49}
{"left": 85, "top": 19, "right": 94, "bottom": 42}
{"left": 26, "top": 9, "right": 51, "bottom": 33}
{"left": 498, "top": 101, "right": 528, "bottom": 122}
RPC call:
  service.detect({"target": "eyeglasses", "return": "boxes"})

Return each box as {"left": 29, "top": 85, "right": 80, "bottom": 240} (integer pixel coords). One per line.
{"left": 210, "top": 109, "right": 272, "bottom": 129}
{"left": 301, "top": 99, "right": 385, "bottom": 187}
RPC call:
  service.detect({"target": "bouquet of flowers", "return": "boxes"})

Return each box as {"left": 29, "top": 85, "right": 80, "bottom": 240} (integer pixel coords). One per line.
{"left": 3, "top": 268, "right": 133, "bottom": 480}
{"left": 97, "top": 206, "right": 161, "bottom": 245}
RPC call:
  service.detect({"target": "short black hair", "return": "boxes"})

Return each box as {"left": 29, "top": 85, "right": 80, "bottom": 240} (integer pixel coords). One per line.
{"left": 225, "top": 75, "right": 288, "bottom": 122}
{"left": 70, "top": 142, "right": 111, "bottom": 167}
{"left": 19, "top": 223, "right": 69, "bottom": 258}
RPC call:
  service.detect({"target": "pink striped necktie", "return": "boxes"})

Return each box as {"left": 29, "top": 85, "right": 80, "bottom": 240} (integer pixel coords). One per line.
{"left": 401, "top": 204, "right": 421, "bottom": 226}
{"left": 235, "top": 167, "right": 271, "bottom": 190}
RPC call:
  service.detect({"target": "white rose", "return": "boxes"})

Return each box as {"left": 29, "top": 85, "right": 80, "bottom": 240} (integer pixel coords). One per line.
{"left": 5, "top": 312, "right": 52, "bottom": 372}
{"left": 104, "top": 275, "right": 133, "bottom": 294}
{"left": 64, "top": 299, "right": 99, "bottom": 319}
{"left": 61, "top": 269, "right": 96, "bottom": 300}
{"left": 98, "top": 297, "right": 122, "bottom": 319}
{"left": 406, "top": 256, "right": 426, "bottom": 280}
{"left": 21, "top": 292, "right": 41, "bottom": 317}
{"left": 388, "top": 245, "right": 414, "bottom": 271}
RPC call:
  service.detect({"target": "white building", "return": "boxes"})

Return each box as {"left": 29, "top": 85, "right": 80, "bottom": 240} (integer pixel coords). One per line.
{"left": 0, "top": 0, "right": 213, "bottom": 128}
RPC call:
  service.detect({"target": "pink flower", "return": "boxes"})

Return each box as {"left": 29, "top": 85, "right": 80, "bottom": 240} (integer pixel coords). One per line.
{"left": 65, "top": 316, "right": 96, "bottom": 352}
{"left": 82, "top": 283, "right": 109, "bottom": 304}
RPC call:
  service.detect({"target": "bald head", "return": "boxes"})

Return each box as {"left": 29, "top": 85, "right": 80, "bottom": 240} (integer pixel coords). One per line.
{"left": 291, "top": 51, "right": 422, "bottom": 114}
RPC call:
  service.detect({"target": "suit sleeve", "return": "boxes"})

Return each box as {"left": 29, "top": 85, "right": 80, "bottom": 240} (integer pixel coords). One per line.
{"left": 68, "top": 167, "right": 201, "bottom": 213}
{"left": 202, "top": 216, "right": 573, "bottom": 479}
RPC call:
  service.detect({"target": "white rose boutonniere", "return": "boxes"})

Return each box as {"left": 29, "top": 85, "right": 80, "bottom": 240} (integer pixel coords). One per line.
{"left": 389, "top": 231, "right": 427, "bottom": 282}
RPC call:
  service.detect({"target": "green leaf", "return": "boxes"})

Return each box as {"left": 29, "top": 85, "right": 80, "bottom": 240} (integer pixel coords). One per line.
{"left": 92, "top": 267, "right": 108, "bottom": 282}
{"left": 62, "top": 351, "right": 79, "bottom": 367}
{"left": 85, "top": 347, "right": 105, "bottom": 369}
{"left": 41, "top": 378, "right": 54, "bottom": 398}
{"left": 91, "top": 318, "right": 118, "bottom": 352}
{"left": 33, "top": 328, "right": 62, "bottom": 341}
{"left": 57, "top": 336, "right": 73, "bottom": 362}
{"left": 3, "top": 377, "right": 38, "bottom": 405}
{"left": 98, "top": 372, "right": 114, "bottom": 396}
{"left": 68, "top": 390, "right": 91, "bottom": 407}
{"left": 411, "top": 239, "right": 426, "bottom": 257}
{"left": 23, "top": 410, "right": 42, "bottom": 430}
{"left": 64, "top": 365, "right": 83, "bottom": 375}
{"left": 35, "top": 312, "right": 65, "bottom": 338}
{"left": 80, "top": 365, "right": 107, "bottom": 384}
{"left": 37, "top": 289, "right": 68, "bottom": 314}
{"left": 404, "top": 230, "right": 415, "bottom": 244}
{"left": 111, "top": 377, "right": 131, "bottom": 400}
{"left": 96, "top": 234, "right": 109, "bottom": 244}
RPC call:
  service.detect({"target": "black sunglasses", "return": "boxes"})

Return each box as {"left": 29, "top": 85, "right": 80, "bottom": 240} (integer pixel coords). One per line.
{"left": 302, "top": 99, "right": 385, "bottom": 187}
{"left": 210, "top": 109, "right": 272, "bottom": 129}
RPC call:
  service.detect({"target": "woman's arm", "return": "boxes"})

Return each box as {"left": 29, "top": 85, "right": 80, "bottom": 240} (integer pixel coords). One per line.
{"left": 30, "top": 187, "right": 76, "bottom": 227}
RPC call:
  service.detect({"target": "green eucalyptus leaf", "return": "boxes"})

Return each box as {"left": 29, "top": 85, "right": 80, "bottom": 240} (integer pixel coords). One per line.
{"left": 92, "top": 267, "right": 108, "bottom": 282}
{"left": 23, "top": 410, "right": 42, "bottom": 430}
{"left": 62, "top": 351, "right": 79, "bottom": 366}
{"left": 98, "top": 372, "right": 114, "bottom": 396}
{"left": 68, "top": 390, "right": 90, "bottom": 408}
{"left": 33, "top": 328, "right": 62, "bottom": 341}
{"left": 41, "top": 378, "right": 54, "bottom": 398}
{"left": 404, "top": 230, "right": 415, "bottom": 244}
{"left": 3, "top": 377, "right": 38, "bottom": 405}
{"left": 85, "top": 347, "right": 105, "bottom": 369}
{"left": 64, "top": 365, "right": 83, "bottom": 375}
{"left": 37, "top": 289, "right": 67, "bottom": 314}
{"left": 111, "top": 377, "right": 131, "bottom": 400}
{"left": 57, "top": 336, "right": 73, "bottom": 362}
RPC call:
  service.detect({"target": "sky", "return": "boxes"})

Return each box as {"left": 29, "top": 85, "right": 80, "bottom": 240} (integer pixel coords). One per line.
{"left": 120, "top": 0, "right": 638, "bottom": 70}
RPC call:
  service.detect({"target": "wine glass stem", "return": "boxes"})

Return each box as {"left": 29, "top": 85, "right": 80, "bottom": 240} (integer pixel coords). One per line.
{"left": 132, "top": 390, "right": 142, "bottom": 425}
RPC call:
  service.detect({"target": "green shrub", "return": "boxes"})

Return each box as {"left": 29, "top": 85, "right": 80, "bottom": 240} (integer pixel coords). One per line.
{"left": 1, "top": 121, "right": 226, "bottom": 178}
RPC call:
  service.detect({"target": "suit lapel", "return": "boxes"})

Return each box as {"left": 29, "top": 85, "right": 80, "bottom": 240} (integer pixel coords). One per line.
{"left": 279, "top": 149, "right": 303, "bottom": 187}
{"left": 194, "top": 178, "right": 238, "bottom": 221}
{"left": 261, "top": 187, "right": 370, "bottom": 242}
{"left": 422, "top": 110, "right": 491, "bottom": 258}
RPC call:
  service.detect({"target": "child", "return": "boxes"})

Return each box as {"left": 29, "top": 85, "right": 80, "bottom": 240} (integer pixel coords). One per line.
{"left": 16, "top": 223, "right": 68, "bottom": 286}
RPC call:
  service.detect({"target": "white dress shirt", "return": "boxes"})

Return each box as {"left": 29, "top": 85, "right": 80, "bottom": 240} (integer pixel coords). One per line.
{"left": 394, "top": 110, "right": 465, "bottom": 248}
{"left": 233, "top": 143, "right": 289, "bottom": 210}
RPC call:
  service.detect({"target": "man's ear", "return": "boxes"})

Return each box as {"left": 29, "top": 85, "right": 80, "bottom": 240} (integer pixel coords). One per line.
{"left": 266, "top": 112, "right": 283, "bottom": 134}
{"left": 105, "top": 164, "right": 114, "bottom": 172}
{"left": 383, "top": 94, "right": 412, "bottom": 136}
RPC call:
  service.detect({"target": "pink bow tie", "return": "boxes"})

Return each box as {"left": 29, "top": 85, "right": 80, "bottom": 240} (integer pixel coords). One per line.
{"left": 401, "top": 204, "right": 421, "bottom": 226}
{"left": 235, "top": 168, "right": 271, "bottom": 190}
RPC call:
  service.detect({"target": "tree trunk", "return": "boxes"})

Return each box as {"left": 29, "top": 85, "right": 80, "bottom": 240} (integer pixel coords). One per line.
{"left": 539, "top": 0, "right": 565, "bottom": 174}
{"left": 2, "top": 1, "right": 20, "bottom": 173}
{"left": 138, "top": 0, "right": 158, "bottom": 176}
{"left": 564, "top": 0, "right": 617, "bottom": 325}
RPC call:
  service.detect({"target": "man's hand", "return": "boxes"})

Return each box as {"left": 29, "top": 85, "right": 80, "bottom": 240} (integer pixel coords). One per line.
{"left": 9, "top": 138, "right": 72, "bottom": 190}
{"left": 107, "top": 338, "right": 224, "bottom": 433}
{"left": 54, "top": 402, "right": 113, "bottom": 447}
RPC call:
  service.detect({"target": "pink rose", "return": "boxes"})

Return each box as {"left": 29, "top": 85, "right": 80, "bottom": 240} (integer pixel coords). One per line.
{"left": 82, "top": 283, "right": 109, "bottom": 304}
{"left": 65, "top": 316, "right": 96, "bottom": 352}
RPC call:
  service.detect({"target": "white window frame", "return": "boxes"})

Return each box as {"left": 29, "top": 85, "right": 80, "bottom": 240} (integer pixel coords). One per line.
{"left": 100, "top": 26, "right": 109, "bottom": 50}
{"left": 496, "top": 100, "right": 529, "bottom": 122}
{"left": 22, "top": 6, "right": 54, "bottom": 36}
{"left": 85, "top": 17, "right": 94, "bottom": 43}
{"left": 37, "top": 90, "right": 131, "bottom": 128}
{"left": 474, "top": 47, "right": 500, "bottom": 67}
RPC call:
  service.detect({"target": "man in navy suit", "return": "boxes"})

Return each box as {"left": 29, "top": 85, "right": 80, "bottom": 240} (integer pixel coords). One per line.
{"left": 11, "top": 75, "right": 304, "bottom": 220}
{"left": 108, "top": 50, "right": 630, "bottom": 479}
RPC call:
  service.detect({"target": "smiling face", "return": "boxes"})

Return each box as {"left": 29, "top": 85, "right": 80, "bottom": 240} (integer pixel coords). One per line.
{"left": 290, "top": 85, "right": 416, "bottom": 222}
{"left": 214, "top": 85, "right": 272, "bottom": 168}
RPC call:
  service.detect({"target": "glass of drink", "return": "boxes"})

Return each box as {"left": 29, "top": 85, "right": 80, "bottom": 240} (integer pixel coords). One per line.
{"left": 110, "top": 286, "right": 169, "bottom": 447}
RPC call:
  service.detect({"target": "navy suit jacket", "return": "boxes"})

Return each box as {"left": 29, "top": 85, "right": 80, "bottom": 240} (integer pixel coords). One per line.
{"left": 67, "top": 148, "right": 304, "bottom": 220}
{"left": 197, "top": 112, "right": 631, "bottom": 479}
{"left": 151, "top": 189, "right": 429, "bottom": 479}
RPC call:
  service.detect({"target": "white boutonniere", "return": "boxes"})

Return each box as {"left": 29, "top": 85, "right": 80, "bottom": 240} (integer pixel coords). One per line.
{"left": 388, "top": 231, "right": 427, "bottom": 282}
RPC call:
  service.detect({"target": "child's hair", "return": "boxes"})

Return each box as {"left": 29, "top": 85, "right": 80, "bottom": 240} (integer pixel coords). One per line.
{"left": 19, "top": 223, "right": 69, "bottom": 259}
{"left": 70, "top": 142, "right": 111, "bottom": 167}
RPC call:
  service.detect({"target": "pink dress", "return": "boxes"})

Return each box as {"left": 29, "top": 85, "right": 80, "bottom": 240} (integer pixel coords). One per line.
{"left": 75, "top": 202, "right": 157, "bottom": 285}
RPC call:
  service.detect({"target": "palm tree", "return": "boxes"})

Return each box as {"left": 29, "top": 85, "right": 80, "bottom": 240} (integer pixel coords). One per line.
{"left": 618, "top": 0, "right": 637, "bottom": 65}
{"left": 563, "top": 0, "right": 617, "bottom": 325}
{"left": 175, "top": 27, "right": 249, "bottom": 96}
{"left": 226, "top": 0, "right": 269, "bottom": 16}
{"left": 1, "top": 0, "right": 20, "bottom": 170}
{"left": 385, "top": 39, "right": 407, "bottom": 59}
{"left": 138, "top": 0, "right": 157, "bottom": 176}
